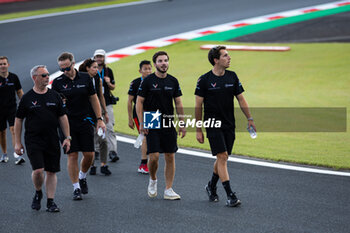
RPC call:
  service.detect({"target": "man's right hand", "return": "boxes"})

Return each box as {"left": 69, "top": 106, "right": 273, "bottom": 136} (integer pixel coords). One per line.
{"left": 196, "top": 129, "right": 204, "bottom": 144}
{"left": 15, "top": 143, "right": 24, "bottom": 155}
{"left": 140, "top": 124, "right": 149, "bottom": 135}
{"left": 128, "top": 118, "right": 135, "bottom": 129}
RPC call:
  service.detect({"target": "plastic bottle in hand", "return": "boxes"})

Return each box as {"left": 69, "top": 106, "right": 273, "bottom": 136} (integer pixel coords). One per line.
{"left": 97, "top": 127, "right": 106, "bottom": 139}
{"left": 247, "top": 125, "right": 257, "bottom": 139}
{"left": 134, "top": 134, "right": 144, "bottom": 148}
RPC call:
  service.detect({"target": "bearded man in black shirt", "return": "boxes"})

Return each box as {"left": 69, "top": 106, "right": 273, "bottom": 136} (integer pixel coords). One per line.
{"left": 195, "top": 46, "right": 256, "bottom": 207}
{"left": 14, "top": 65, "right": 71, "bottom": 212}
{"left": 136, "top": 51, "right": 186, "bottom": 200}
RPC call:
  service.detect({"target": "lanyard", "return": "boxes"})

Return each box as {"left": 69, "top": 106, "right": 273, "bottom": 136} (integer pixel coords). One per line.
{"left": 97, "top": 68, "right": 104, "bottom": 83}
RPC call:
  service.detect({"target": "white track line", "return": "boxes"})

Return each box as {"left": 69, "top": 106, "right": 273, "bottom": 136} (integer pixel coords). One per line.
{"left": 44, "top": 0, "right": 350, "bottom": 176}
{"left": 118, "top": 136, "right": 350, "bottom": 177}
{"left": 0, "top": 0, "right": 163, "bottom": 25}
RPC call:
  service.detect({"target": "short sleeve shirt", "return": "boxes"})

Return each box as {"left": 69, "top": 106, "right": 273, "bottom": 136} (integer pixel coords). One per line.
{"left": 195, "top": 70, "right": 244, "bottom": 129}
{"left": 16, "top": 89, "right": 65, "bottom": 149}
{"left": 51, "top": 70, "right": 96, "bottom": 119}
{"left": 99, "top": 67, "right": 115, "bottom": 106}
{"left": 128, "top": 77, "right": 142, "bottom": 119}
{"left": 0, "top": 72, "right": 22, "bottom": 108}
{"left": 137, "top": 73, "right": 182, "bottom": 117}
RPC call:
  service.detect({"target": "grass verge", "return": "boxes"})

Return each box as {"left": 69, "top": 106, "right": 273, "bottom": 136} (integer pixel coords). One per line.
{"left": 109, "top": 40, "right": 350, "bottom": 170}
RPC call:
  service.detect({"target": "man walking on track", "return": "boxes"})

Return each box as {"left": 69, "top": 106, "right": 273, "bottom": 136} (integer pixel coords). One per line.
{"left": 195, "top": 46, "right": 256, "bottom": 207}
{"left": 14, "top": 65, "right": 71, "bottom": 212}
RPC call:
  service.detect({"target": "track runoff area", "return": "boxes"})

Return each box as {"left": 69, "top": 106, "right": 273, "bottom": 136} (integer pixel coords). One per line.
{"left": 47, "top": 0, "right": 350, "bottom": 177}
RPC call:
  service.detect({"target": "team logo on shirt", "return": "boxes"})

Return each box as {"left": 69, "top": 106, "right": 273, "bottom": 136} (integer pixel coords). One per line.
{"left": 144, "top": 110, "right": 161, "bottom": 129}
{"left": 30, "top": 100, "right": 41, "bottom": 108}
{"left": 63, "top": 84, "right": 68, "bottom": 89}
{"left": 153, "top": 84, "right": 158, "bottom": 88}
{"left": 208, "top": 82, "right": 220, "bottom": 90}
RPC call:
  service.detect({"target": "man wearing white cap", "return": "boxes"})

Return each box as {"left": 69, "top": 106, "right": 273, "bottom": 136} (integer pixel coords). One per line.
{"left": 93, "top": 49, "right": 119, "bottom": 162}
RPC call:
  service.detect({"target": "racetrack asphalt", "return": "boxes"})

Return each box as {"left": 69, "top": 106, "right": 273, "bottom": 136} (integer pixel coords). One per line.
{"left": 0, "top": 0, "right": 349, "bottom": 232}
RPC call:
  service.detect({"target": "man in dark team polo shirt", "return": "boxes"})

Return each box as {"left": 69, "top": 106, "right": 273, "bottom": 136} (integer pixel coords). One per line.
{"left": 195, "top": 46, "right": 256, "bottom": 207}
{"left": 0, "top": 56, "right": 25, "bottom": 164}
{"left": 14, "top": 65, "right": 71, "bottom": 212}
{"left": 128, "top": 60, "right": 152, "bottom": 174}
{"left": 52, "top": 52, "right": 106, "bottom": 201}
{"left": 136, "top": 51, "right": 186, "bottom": 200}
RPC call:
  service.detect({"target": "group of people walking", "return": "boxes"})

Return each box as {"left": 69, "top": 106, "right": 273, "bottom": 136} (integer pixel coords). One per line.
{"left": 1, "top": 45, "right": 256, "bottom": 213}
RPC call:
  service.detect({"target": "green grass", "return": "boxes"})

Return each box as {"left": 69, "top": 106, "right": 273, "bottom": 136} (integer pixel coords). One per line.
{"left": 0, "top": 0, "right": 140, "bottom": 21}
{"left": 109, "top": 40, "right": 350, "bottom": 170}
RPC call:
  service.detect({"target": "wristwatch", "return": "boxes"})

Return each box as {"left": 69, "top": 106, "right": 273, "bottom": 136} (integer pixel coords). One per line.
{"left": 97, "top": 117, "right": 103, "bottom": 121}
{"left": 66, "top": 136, "right": 72, "bottom": 140}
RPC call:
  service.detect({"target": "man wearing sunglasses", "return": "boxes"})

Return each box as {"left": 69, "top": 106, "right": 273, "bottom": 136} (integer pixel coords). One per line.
{"left": 14, "top": 65, "right": 71, "bottom": 212}
{"left": 0, "top": 56, "right": 25, "bottom": 165}
{"left": 52, "top": 52, "right": 106, "bottom": 201}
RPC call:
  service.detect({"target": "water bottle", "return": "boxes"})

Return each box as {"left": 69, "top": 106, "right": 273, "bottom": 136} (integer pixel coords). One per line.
{"left": 134, "top": 134, "right": 144, "bottom": 148}
{"left": 97, "top": 127, "right": 106, "bottom": 139}
{"left": 247, "top": 125, "right": 257, "bottom": 139}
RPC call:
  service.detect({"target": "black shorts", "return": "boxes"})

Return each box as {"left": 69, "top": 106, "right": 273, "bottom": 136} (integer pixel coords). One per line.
{"left": 68, "top": 118, "right": 94, "bottom": 153}
{"left": 146, "top": 128, "right": 178, "bottom": 154}
{"left": 26, "top": 146, "right": 61, "bottom": 172}
{"left": 0, "top": 106, "right": 16, "bottom": 131}
{"left": 206, "top": 128, "right": 235, "bottom": 156}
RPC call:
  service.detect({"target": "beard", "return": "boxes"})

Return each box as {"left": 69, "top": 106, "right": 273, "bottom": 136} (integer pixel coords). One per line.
{"left": 156, "top": 65, "right": 168, "bottom": 74}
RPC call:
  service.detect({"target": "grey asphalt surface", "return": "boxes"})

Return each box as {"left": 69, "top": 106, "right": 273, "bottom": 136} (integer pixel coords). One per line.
{"left": 0, "top": 0, "right": 349, "bottom": 232}
{"left": 0, "top": 0, "right": 115, "bottom": 14}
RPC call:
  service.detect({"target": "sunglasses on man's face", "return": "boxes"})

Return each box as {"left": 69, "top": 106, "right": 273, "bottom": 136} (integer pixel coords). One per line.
{"left": 37, "top": 73, "right": 50, "bottom": 78}
{"left": 60, "top": 64, "right": 72, "bottom": 72}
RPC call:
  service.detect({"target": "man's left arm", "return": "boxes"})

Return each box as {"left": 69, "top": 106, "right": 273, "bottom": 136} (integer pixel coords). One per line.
{"left": 104, "top": 68, "right": 115, "bottom": 90}
{"left": 16, "top": 89, "right": 23, "bottom": 99}
{"left": 58, "top": 114, "right": 71, "bottom": 153}
{"left": 174, "top": 96, "right": 186, "bottom": 138}
{"left": 89, "top": 94, "right": 106, "bottom": 132}
{"left": 236, "top": 94, "right": 256, "bottom": 131}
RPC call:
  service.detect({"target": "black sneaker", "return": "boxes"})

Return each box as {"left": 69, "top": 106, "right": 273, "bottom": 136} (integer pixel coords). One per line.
{"left": 89, "top": 166, "right": 96, "bottom": 175}
{"left": 205, "top": 182, "right": 219, "bottom": 202}
{"left": 46, "top": 201, "right": 60, "bottom": 212}
{"left": 79, "top": 178, "right": 88, "bottom": 194}
{"left": 31, "top": 192, "right": 42, "bottom": 210}
{"left": 226, "top": 192, "right": 241, "bottom": 207}
{"left": 100, "top": 165, "right": 112, "bottom": 176}
{"left": 109, "top": 151, "right": 119, "bottom": 162}
{"left": 73, "top": 188, "right": 83, "bottom": 200}
{"left": 94, "top": 151, "right": 100, "bottom": 160}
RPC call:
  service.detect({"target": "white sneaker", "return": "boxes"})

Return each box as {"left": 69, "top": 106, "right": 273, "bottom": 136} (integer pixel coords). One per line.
{"left": 0, "top": 154, "right": 8, "bottom": 163}
{"left": 164, "top": 188, "right": 181, "bottom": 200}
{"left": 148, "top": 179, "right": 157, "bottom": 197}
{"left": 13, "top": 152, "right": 20, "bottom": 159}
{"left": 15, "top": 156, "right": 25, "bottom": 165}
